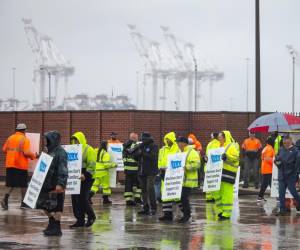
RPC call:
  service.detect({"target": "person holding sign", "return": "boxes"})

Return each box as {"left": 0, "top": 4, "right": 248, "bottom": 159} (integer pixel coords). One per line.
{"left": 90, "top": 140, "right": 117, "bottom": 205}
{"left": 274, "top": 135, "right": 300, "bottom": 215}
{"left": 37, "top": 131, "right": 68, "bottom": 237}
{"left": 176, "top": 136, "right": 201, "bottom": 223}
{"left": 1, "top": 123, "right": 36, "bottom": 210}
{"left": 159, "top": 132, "right": 180, "bottom": 221}
{"left": 70, "top": 132, "right": 96, "bottom": 228}
{"left": 204, "top": 132, "right": 220, "bottom": 203}
{"left": 213, "top": 131, "right": 240, "bottom": 220}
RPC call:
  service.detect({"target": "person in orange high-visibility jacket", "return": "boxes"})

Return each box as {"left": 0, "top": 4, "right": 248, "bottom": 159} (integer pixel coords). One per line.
{"left": 257, "top": 137, "right": 275, "bottom": 202}
{"left": 1, "top": 123, "right": 36, "bottom": 210}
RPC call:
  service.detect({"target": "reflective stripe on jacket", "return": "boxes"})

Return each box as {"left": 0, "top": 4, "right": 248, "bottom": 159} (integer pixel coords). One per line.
{"left": 3, "top": 132, "right": 35, "bottom": 170}
{"left": 94, "top": 149, "right": 117, "bottom": 178}
{"left": 183, "top": 147, "right": 201, "bottom": 188}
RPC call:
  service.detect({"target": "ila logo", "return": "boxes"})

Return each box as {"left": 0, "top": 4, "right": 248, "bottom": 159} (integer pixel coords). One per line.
{"left": 171, "top": 160, "right": 182, "bottom": 169}
{"left": 39, "top": 161, "right": 47, "bottom": 173}
{"left": 211, "top": 154, "right": 221, "bottom": 163}
{"left": 67, "top": 152, "right": 79, "bottom": 161}
{"left": 111, "top": 147, "right": 122, "bottom": 153}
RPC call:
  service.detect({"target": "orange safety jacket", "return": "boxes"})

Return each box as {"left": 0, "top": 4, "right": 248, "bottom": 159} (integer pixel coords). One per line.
{"left": 2, "top": 132, "right": 35, "bottom": 170}
{"left": 261, "top": 144, "right": 275, "bottom": 174}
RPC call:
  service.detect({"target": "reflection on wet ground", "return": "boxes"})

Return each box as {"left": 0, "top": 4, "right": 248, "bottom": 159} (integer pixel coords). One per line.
{"left": 1, "top": 193, "right": 300, "bottom": 249}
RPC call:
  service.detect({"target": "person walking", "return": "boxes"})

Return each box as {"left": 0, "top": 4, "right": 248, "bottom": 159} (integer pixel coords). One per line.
{"left": 257, "top": 137, "right": 275, "bottom": 202}
{"left": 37, "top": 131, "right": 68, "bottom": 236}
{"left": 242, "top": 132, "right": 262, "bottom": 189}
{"left": 1, "top": 123, "right": 36, "bottom": 210}
{"left": 158, "top": 132, "right": 180, "bottom": 221}
{"left": 70, "top": 132, "right": 96, "bottom": 228}
{"left": 90, "top": 141, "right": 117, "bottom": 204}
{"left": 137, "top": 132, "right": 159, "bottom": 216}
{"left": 213, "top": 131, "right": 240, "bottom": 220}
{"left": 275, "top": 135, "right": 300, "bottom": 215}
{"left": 123, "top": 133, "right": 142, "bottom": 205}
{"left": 177, "top": 136, "right": 201, "bottom": 223}
{"left": 204, "top": 132, "right": 220, "bottom": 202}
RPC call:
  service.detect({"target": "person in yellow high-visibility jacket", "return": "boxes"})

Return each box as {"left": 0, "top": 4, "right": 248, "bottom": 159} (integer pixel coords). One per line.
{"left": 90, "top": 141, "right": 117, "bottom": 205}
{"left": 204, "top": 132, "right": 220, "bottom": 202}
{"left": 177, "top": 136, "right": 201, "bottom": 223}
{"left": 158, "top": 132, "right": 180, "bottom": 221}
{"left": 213, "top": 130, "right": 240, "bottom": 220}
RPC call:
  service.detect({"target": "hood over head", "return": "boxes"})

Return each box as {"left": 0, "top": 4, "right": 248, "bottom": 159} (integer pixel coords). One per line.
{"left": 45, "top": 130, "right": 61, "bottom": 153}
{"left": 222, "top": 130, "right": 235, "bottom": 146}
{"left": 163, "top": 132, "right": 176, "bottom": 146}
{"left": 71, "top": 132, "right": 87, "bottom": 146}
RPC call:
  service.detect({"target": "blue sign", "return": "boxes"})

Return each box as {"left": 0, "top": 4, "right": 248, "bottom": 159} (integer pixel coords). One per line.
{"left": 170, "top": 160, "right": 182, "bottom": 169}
{"left": 39, "top": 161, "right": 47, "bottom": 173}
{"left": 67, "top": 152, "right": 79, "bottom": 161}
{"left": 111, "top": 147, "right": 122, "bottom": 153}
{"left": 211, "top": 154, "right": 221, "bottom": 163}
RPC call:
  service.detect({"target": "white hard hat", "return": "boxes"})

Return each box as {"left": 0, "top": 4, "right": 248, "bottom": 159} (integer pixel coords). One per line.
{"left": 16, "top": 123, "right": 27, "bottom": 130}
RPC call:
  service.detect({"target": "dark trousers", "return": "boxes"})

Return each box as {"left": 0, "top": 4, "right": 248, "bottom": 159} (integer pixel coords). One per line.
{"left": 243, "top": 157, "right": 259, "bottom": 187}
{"left": 71, "top": 172, "right": 95, "bottom": 223}
{"left": 279, "top": 175, "right": 300, "bottom": 211}
{"left": 139, "top": 175, "right": 156, "bottom": 211}
{"left": 180, "top": 187, "right": 191, "bottom": 217}
{"left": 258, "top": 174, "right": 272, "bottom": 198}
{"left": 124, "top": 172, "right": 140, "bottom": 201}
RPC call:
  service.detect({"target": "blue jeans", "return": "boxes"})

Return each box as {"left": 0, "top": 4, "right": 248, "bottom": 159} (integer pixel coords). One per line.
{"left": 279, "top": 176, "right": 300, "bottom": 211}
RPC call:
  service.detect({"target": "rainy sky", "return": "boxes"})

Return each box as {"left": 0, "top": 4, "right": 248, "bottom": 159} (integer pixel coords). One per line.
{"left": 0, "top": 0, "right": 299, "bottom": 112}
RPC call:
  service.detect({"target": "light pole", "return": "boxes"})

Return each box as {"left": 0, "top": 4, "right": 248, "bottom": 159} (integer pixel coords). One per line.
{"left": 255, "top": 0, "right": 261, "bottom": 116}
{"left": 286, "top": 45, "right": 296, "bottom": 113}
{"left": 193, "top": 58, "right": 198, "bottom": 111}
{"left": 246, "top": 58, "right": 250, "bottom": 112}
{"left": 12, "top": 67, "right": 16, "bottom": 110}
{"left": 40, "top": 67, "right": 51, "bottom": 110}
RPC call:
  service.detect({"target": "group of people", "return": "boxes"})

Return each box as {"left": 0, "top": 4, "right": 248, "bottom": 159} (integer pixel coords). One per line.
{"left": 2, "top": 123, "right": 300, "bottom": 237}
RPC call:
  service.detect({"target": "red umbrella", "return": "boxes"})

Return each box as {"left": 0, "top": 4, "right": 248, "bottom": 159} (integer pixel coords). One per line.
{"left": 248, "top": 113, "right": 300, "bottom": 133}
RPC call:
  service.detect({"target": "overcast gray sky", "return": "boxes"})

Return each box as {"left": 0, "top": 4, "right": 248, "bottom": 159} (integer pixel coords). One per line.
{"left": 0, "top": 0, "right": 299, "bottom": 112}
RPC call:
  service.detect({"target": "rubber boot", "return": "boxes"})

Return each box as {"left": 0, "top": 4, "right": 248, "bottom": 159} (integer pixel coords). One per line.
{"left": 103, "top": 195, "right": 112, "bottom": 205}
{"left": 159, "top": 211, "right": 173, "bottom": 221}
{"left": 1, "top": 194, "right": 9, "bottom": 210}
{"left": 44, "top": 220, "right": 62, "bottom": 237}
{"left": 43, "top": 217, "right": 55, "bottom": 234}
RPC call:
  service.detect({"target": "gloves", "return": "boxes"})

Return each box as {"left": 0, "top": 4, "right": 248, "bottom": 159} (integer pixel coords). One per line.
{"left": 221, "top": 154, "right": 227, "bottom": 161}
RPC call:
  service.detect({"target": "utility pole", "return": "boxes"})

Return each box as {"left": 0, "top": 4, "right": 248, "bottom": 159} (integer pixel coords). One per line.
{"left": 246, "top": 58, "right": 250, "bottom": 112}
{"left": 194, "top": 58, "right": 198, "bottom": 111}
{"left": 12, "top": 67, "right": 16, "bottom": 110}
{"left": 255, "top": 0, "right": 261, "bottom": 116}
{"left": 292, "top": 55, "right": 295, "bottom": 113}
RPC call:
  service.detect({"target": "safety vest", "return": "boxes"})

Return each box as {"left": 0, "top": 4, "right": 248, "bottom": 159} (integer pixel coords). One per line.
{"left": 3, "top": 132, "right": 34, "bottom": 170}
{"left": 82, "top": 145, "right": 96, "bottom": 175}
{"left": 274, "top": 135, "right": 282, "bottom": 155}
{"left": 221, "top": 142, "right": 240, "bottom": 184}
{"left": 123, "top": 142, "right": 138, "bottom": 172}
{"left": 94, "top": 149, "right": 116, "bottom": 178}
{"left": 183, "top": 147, "right": 201, "bottom": 188}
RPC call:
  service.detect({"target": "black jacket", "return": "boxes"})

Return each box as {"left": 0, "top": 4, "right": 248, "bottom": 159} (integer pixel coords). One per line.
{"left": 137, "top": 138, "right": 158, "bottom": 176}
{"left": 276, "top": 145, "right": 300, "bottom": 181}
{"left": 42, "top": 131, "right": 68, "bottom": 192}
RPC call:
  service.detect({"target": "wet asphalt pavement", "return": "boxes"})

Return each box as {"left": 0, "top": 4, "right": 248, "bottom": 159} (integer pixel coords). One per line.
{"left": 0, "top": 191, "right": 300, "bottom": 250}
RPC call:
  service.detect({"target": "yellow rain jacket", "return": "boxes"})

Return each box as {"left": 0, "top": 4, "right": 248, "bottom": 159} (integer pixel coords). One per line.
{"left": 158, "top": 132, "right": 179, "bottom": 169}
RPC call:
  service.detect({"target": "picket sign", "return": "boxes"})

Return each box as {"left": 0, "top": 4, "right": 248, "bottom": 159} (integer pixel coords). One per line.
{"left": 203, "top": 148, "right": 225, "bottom": 192}
{"left": 26, "top": 133, "right": 40, "bottom": 173}
{"left": 107, "top": 143, "right": 124, "bottom": 188}
{"left": 162, "top": 152, "right": 187, "bottom": 200}
{"left": 270, "top": 163, "right": 293, "bottom": 198}
{"left": 62, "top": 144, "right": 82, "bottom": 195}
{"left": 23, "top": 152, "right": 53, "bottom": 208}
